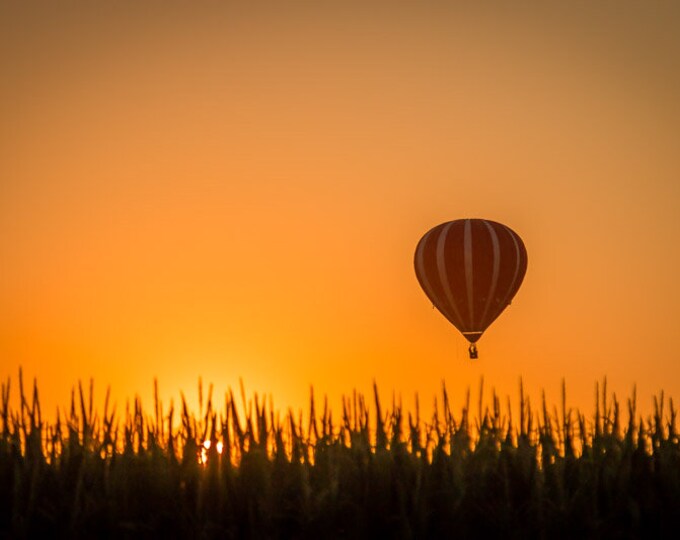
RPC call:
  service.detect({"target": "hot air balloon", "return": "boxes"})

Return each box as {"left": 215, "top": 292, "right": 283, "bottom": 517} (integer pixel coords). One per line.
{"left": 414, "top": 219, "right": 527, "bottom": 359}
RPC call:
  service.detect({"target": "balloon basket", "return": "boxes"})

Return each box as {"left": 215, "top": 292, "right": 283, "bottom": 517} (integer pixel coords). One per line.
{"left": 468, "top": 344, "right": 478, "bottom": 360}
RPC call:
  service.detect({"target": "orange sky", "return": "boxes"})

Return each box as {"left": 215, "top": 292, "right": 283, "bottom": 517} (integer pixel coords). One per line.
{"left": 1, "top": 1, "right": 679, "bottom": 420}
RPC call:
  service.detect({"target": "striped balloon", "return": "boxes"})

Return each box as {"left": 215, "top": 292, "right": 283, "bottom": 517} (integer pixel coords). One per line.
{"left": 414, "top": 219, "right": 527, "bottom": 356}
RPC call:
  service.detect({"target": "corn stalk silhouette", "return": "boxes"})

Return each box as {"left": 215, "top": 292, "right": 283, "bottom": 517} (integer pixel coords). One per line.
{"left": 1, "top": 370, "right": 679, "bottom": 538}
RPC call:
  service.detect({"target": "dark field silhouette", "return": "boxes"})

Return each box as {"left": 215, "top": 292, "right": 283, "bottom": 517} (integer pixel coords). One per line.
{"left": 2, "top": 374, "right": 679, "bottom": 539}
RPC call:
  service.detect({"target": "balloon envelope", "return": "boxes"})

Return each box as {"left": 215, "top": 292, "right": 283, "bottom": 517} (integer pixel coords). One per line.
{"left": 414, "top": 219, "right": 527, "bottom": 344}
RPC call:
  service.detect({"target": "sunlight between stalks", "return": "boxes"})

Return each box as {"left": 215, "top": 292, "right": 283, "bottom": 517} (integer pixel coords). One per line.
{"left": 199, "top": 439, "right": 224, "bottom": 464}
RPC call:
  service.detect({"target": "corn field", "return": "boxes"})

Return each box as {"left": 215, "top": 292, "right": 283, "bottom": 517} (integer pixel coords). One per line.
{"left": 1, "top": 372, "right": 679, "bottom": 539}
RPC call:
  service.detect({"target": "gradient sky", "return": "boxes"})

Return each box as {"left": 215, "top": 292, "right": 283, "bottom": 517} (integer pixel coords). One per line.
{"left": 2, "top": 1, "right": 679, "bottom": 419}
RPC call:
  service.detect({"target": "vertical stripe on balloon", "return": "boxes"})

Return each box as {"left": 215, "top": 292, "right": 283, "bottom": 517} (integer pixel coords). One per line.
{"left": 463, "top": 219, "right": 474, "bottom": 326}
{"left": 415, "top": 228, "right": 438, "bottom": 307}
{"left": 435, "top": 222, "right": 465, "bottom": 330}
{"left": 499, "top": 223, "right": 522, "bottom": 308}
{"left": 479, "top": 220, "right": 501, "bottom": 328}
